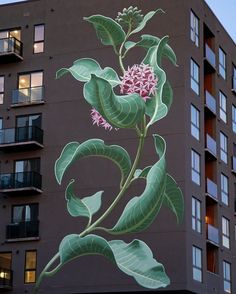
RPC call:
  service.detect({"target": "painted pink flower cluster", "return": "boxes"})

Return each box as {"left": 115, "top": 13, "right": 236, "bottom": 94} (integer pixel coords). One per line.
{"left": 90, "top": 63, "right": 157, "bottom": 130}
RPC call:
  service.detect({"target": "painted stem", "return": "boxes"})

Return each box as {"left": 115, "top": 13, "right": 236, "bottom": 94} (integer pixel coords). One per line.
{"left": 118, "top": 22, "right": 132, "bottom": 73}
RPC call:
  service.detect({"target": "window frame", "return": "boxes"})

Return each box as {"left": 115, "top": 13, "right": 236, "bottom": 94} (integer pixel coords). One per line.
{"left": 11, "top": 203, "right": 38, "bottom": 223}
{"left": 232, "top": 105, "right": 236, "bottom": 133}
{"left": 24, "top": 250, "right": 37, "bottom": 284}
{"left": 219, "top": 91, "right": 227, "bottom": 123}
{"left": 220, "top": 132, "right": 228, "bottom": 164}
{"left": 0, "top": 75, "right": 4, "bottom": 104}
{"left": 222, "top": 216, "right": 230, "bottom": 249}
{"left": 221, "top": 173, "right": 229, "bottom": 206}
{"left": 191, "top": 104, "right": 200, "bottom": 140}
{"left": 192, "top": 245, "right": 202, "bottom": 283}
{"left": 33, "top": 24, "right": 45, "bottom": 54}
{"left": 223, "top": 261, "right": 231, "bottom": 293}
{"left": 191, "top": 149, "right": 200, "bottom": 185}
{"left": 192, "top": 197, "right": 201, "bottom": 233}
{"left": 190, "top": 59, "right": 200, "bottom": 95}
{"left": 219, "top": 47, "right": 226, "bottom": 79}
{"left": 190, "top": 10, "right": 199, "bottom": 47}
{"left": 18, "top": 70, "right": 43, "bottom": 90}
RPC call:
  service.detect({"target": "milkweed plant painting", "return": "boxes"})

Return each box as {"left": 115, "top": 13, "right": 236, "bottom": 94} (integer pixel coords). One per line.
{"left": 34, "top": 6, "right": 184, "bottom": 293}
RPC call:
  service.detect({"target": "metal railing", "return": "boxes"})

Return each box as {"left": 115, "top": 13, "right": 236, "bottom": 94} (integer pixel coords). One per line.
{"left": 206, "top": 223, "right": 219, "bottom": 245}
{"left": 0, "top": 171, "right": 42, "bottom": 190}
{"left": 0, "top": 268, "right": 13, "bottom": 288}
{"left": 205, "top": 43, "right": 216, "bottom": 68}
{"left": 0, "top": 126, "right": 43, "bottom": 145}
{"left": 12, "top": 86, "right": 44, "bottom": 105}
{"left": 205, "top": 90, "right": 216, "bottom": 114}
{"left": 6, "top": 220, "right": 39, "bottom": 240}
{"left": 206, "top": 178, "right": 218, "bottom": 200}
{"left": 205, "top": 134, "right": 217, "bottom": 157}
{"left": 0, "top": 36, "right": 22, "bottom": 56}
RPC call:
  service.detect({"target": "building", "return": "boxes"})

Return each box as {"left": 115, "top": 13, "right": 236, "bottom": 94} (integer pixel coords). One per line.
{"left": 0, "top": 0, "right": 235, "bottom": 293}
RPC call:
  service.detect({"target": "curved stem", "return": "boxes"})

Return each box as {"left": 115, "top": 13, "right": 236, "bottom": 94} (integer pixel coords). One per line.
{"left": 118, "top": 22, "right": 132, "bottom": 73}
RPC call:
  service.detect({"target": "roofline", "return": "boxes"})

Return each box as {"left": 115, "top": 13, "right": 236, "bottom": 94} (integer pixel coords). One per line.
{"left": 0, "top": 0, "right": 39, "bottom": 7}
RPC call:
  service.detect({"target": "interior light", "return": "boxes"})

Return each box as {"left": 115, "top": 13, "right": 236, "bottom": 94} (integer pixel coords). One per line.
{"left": 20, "top": 79, "right": 26, "bottom": 84}
{"left": 14, "top": 30, "right": 18, "bottom": 34}
{"left": 0, "top": 271, "right": 6, "bottom": 279}
{"left": 205, "top": 216, "right": 209, "bottom": 224}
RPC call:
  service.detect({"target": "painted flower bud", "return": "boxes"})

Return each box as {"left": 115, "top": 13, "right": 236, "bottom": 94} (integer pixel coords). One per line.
{"left": 116, "top": 6, "right": 143, "bottom": 30}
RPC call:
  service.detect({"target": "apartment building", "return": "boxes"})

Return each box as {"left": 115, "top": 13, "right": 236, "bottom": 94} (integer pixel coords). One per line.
{"left": 0, "top": 0, "right": 235, "bottom": 293}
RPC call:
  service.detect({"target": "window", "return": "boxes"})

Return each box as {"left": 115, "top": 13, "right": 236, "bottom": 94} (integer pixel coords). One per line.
{"left": 0, "top": 76, "right": 4, "bottom": 104}
{"left": 220, "top": 132, "right": 228, "bottom": 164}
{"left": 219, "top": 91, "right": 227, "bottom": 123}
{"left": 16, "top": 71, "right": 44, "bottom": 104}
{"left": 232, "top": 105, "right": 236, "bottom": 133}
{"left": 0, "top": 252, "right": 12, "bottom": 285}
{"left": 191, "top": 59, "right": 200, "bottom": 95}
{"left": 192, "top": 246, "right": 202, "bottom": 282}
{"left": 221, "top": 174, "right": 229, "bottom": 206}
{"left": 12, "top": 204, "right": 38, "bottom": 223}
{"left": 219, "top": 47, "right": 226, "bottom": 79}
{"left": 191, "top": 105, "right": 200, "bottom": 140}
{"left": 233, "top": 65, "right": 236, "bottom": 90}
{"left": 223, "top": 261, "right": 231, "bottom": 293}
{"left": 34, "top": 24, "right": 44, "bottom": 53}
{"left": 222, "top": 217, "right": 230, "bottom": 249}
{"left": 192, "top": 197, "right": 201, "bottom": 233}
{"left": 190, "top": 11, "right": 199, "bottom": 47}
{"left": 25, "top": 250, "right": 37, "bottom": 283}
{"left": 15, "top": 158, "right": 40, "bottom": 174}
{"left": 191, "top": 150, "right": 200, "bottom": 185}
{"left": 16, "top": 114, "right": 42, "bottom": 142}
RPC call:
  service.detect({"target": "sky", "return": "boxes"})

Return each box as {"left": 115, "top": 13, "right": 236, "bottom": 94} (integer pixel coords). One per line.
{"left": 0, "top": 0, "right": 235, "bottom": 43}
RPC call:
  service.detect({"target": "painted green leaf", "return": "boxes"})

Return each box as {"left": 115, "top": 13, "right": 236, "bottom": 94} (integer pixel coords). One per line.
{"left": 84, "top": 15, "right": 125, "bottom": 52}
{"left": 83, "top": 74, "right": 145, "bottom": 129}
{"left": 125, "top": 34, "right": 177, "bottom": 66}
{"left": 133, "top": 166, "right": 151, "bottom": 179}
{"left": 163, "top": 174, "right": 184, "bottom": 224}
{"left": 162, "top": 80, "right": 173, "bottom": 111}
{"left": 56, "top": 58, "right": 120, "bottom": 87}
{"left": 55, "top": 139, "right": 132, "bottom": 186}
{"left": 59, "top": 234, "right": 170, "bottom": 289}
{"left": 143, "top": 36, "right": 169, "bottom": 126}
{"left": 130, "top": 9, "right": 164, "bottom": 35}
{"left": 65, "top": 179, "right": 103, "bottom": 220}
{"left": 108, "top": 134, "right": 166, "bottom": 234}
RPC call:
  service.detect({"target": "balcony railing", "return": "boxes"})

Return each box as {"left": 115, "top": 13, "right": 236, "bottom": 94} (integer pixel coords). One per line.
{"left": 206, "top": 178, "right": 218, "bottom": 201}
{"left": 232, "top": 156, "right": 236, "bottom": 174}
{"left": 12, "top": 86, "right": 44, "bottom": 106}
{"left": 0, "top": 36, "right": 23, "bottom": 63}
{"left": 0, "top": 126, "right": 43, "bottom": 150}
{"left": 0, "top": 268, "right": 13, "bottom": 289}
{"left": 0, "top": 171, "right": 42, "bottom": 194}
{"left": 205, "top": 134, "right": 217, "bottom": 158}
{"left": 206, "top": 223, "right": 219, "bottom": 245}
{"left": 204, "top": 43, "right": 216, "bottom": 69}
{"left": 205, "top": 90, "right": 216, "bottom": 115}
{"left": 6, "top": 220, "right": 39, "bottom": 241}
{"left": 232, "top": 77, "right": 236, "bottom": 94}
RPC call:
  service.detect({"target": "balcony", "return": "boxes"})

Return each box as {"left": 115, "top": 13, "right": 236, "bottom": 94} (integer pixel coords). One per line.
{"left": 6, "top": 221, "right": 39, "bottom": 242}
{"left": 232, "top": 77, "right": 236, "bottom": 94}
{"left": 232, "top": 156, "right": 236, "bottom": 174}
{"left": 204, "top": 43, "right": 216, "bottom": 71}
{"left": 0, "top": 36, "right": 23, "bottom": 63}
{"left": 0, "top": 126, "right": 43, "bottom": 151}
{"left": 0, "top": 268, "right": 13, "bottom": 290}
{"left": 12, "top": 86, "right": 44, "bottom": 107}
{"left": 206, "top": 178, "right": 218, "bottom": 201}
{"left": 206, "top": 223, "right": 219, "bottom": 246}
{"left": 205, "top": 134, "right": 217, "bottom": 160}
{"left": 205, "top": 90, "right": 216, "bottom": 115}
{"left": 0, "top": 171, "right": 42, "bottom": 195}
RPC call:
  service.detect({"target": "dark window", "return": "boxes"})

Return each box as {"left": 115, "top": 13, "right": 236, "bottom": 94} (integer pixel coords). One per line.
{"left": 219, "top": 91, "right": 227, "bottom": 123}
{"left": 192, "top": 197, "right": 201, "bottom": 233}
{"left": 191, "top": 59, "right": 200, "bottom": 95}
{"left": 0, "top": 76, "right": 4, "bottom": 104}
{"left": 12, "top": 203, "right": 38, "bottom": 223}
{"left": 192, "top": 246, "right": 202, "bottom": 282}
{"left": 191, "top": 149, "right": 200, "bottom": 185}
{"left": 14, "top": 158, "right": 40, "bottom": 174}
{"left": 190, "top": 11, "right": 199, "bottom": 47}
{"left": 219, "top": 47, "right": 226, "bottom": 79}
{"left": 34, "top": 24, "right": 44, "bottom": 53}
{"left": 220, "top": 132, "right": 228, "bottom": 164}
{"left": 24, "top": 250, "right": 37, "bottom": 283}
{"left": 221, "top": 173, "right": 229, "bottom": 206}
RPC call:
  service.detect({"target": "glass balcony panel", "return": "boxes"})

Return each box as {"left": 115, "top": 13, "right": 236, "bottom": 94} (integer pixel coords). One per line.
{"left": 0, "top": 268, "right": 13, "bottom": 288}
{"left": 6, "top": 220, "right": 39, "bottom": 239}
{"left": 206, "top": 178, "right": 218, "bottom": 200}
{"left": 205, "top": 90, "right": 216, "bottom": 114}
{"left": 206, "top": 134, "right": 217, "bottom": 156}
{"left": 12, "top": 86, "right": 44, "bottom": 105}
{"left": 232, "top": 77, "right": 236, "bottom": 92}
{"left": 0, "top": 37, "right": 23, "bottom": 60}
{"left": 232, "top": 156, "right": 236, "bottom": 172}
{"left": 206, "top": 224, "right": 219, "bottom": 245}
{"left": 205, "top": 43, "right": 216, "bottom": 68}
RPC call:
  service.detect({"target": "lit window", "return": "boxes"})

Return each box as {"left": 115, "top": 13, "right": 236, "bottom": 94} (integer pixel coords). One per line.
{"left": 191, "top": 150, "right": 200, "bottom": 185}
{"left": 219, "top": 91, "right": 227, "bottom": 123}
{"left": 192, "top": 246, "right": 202, "bottom": 282}
{"left": 191, "top": 59, "right": 200, "bottom": 95}
{"left": 25, "top": 250, "right": 37, "bottom": 283}
{"left": 191, "top": 105, "right": 200, "bottom": 140}
{"left": 0, "top": 76, "right": 4, "bottom": 104}
{"left": 223, "top": 261, "right": 231, "bottom": 293}
{"left": 219, "top": 47, "right": 226, "bottom": 79}
{"left": 232, "top": 105, "right": 236, "bottom": 133}
{"left": 190, "top": 11, "right": 199, "bottom": 47}
{"left": 192, "top": 197, "right": 201, "bottom": 233}
{"left": 34, "top": 24, "right": 44, "bottom": 54}
{"left": 221, "top": 174, "right": 229, "bottom": 206}
{"left": 220, "top": 132, "right": 228, "bottom": 164}
{"left": 222, "top": 217, "right": 230, "bottom": 249}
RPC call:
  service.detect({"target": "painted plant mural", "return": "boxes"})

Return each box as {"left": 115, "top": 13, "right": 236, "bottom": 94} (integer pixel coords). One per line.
{"left": 34, "top": 6, "right": 184, "bottom": 292}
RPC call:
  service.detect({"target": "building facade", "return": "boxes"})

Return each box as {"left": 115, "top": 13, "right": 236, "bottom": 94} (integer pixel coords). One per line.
{"left": 0, "top": 0, "right": 235, "bottom": 293}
